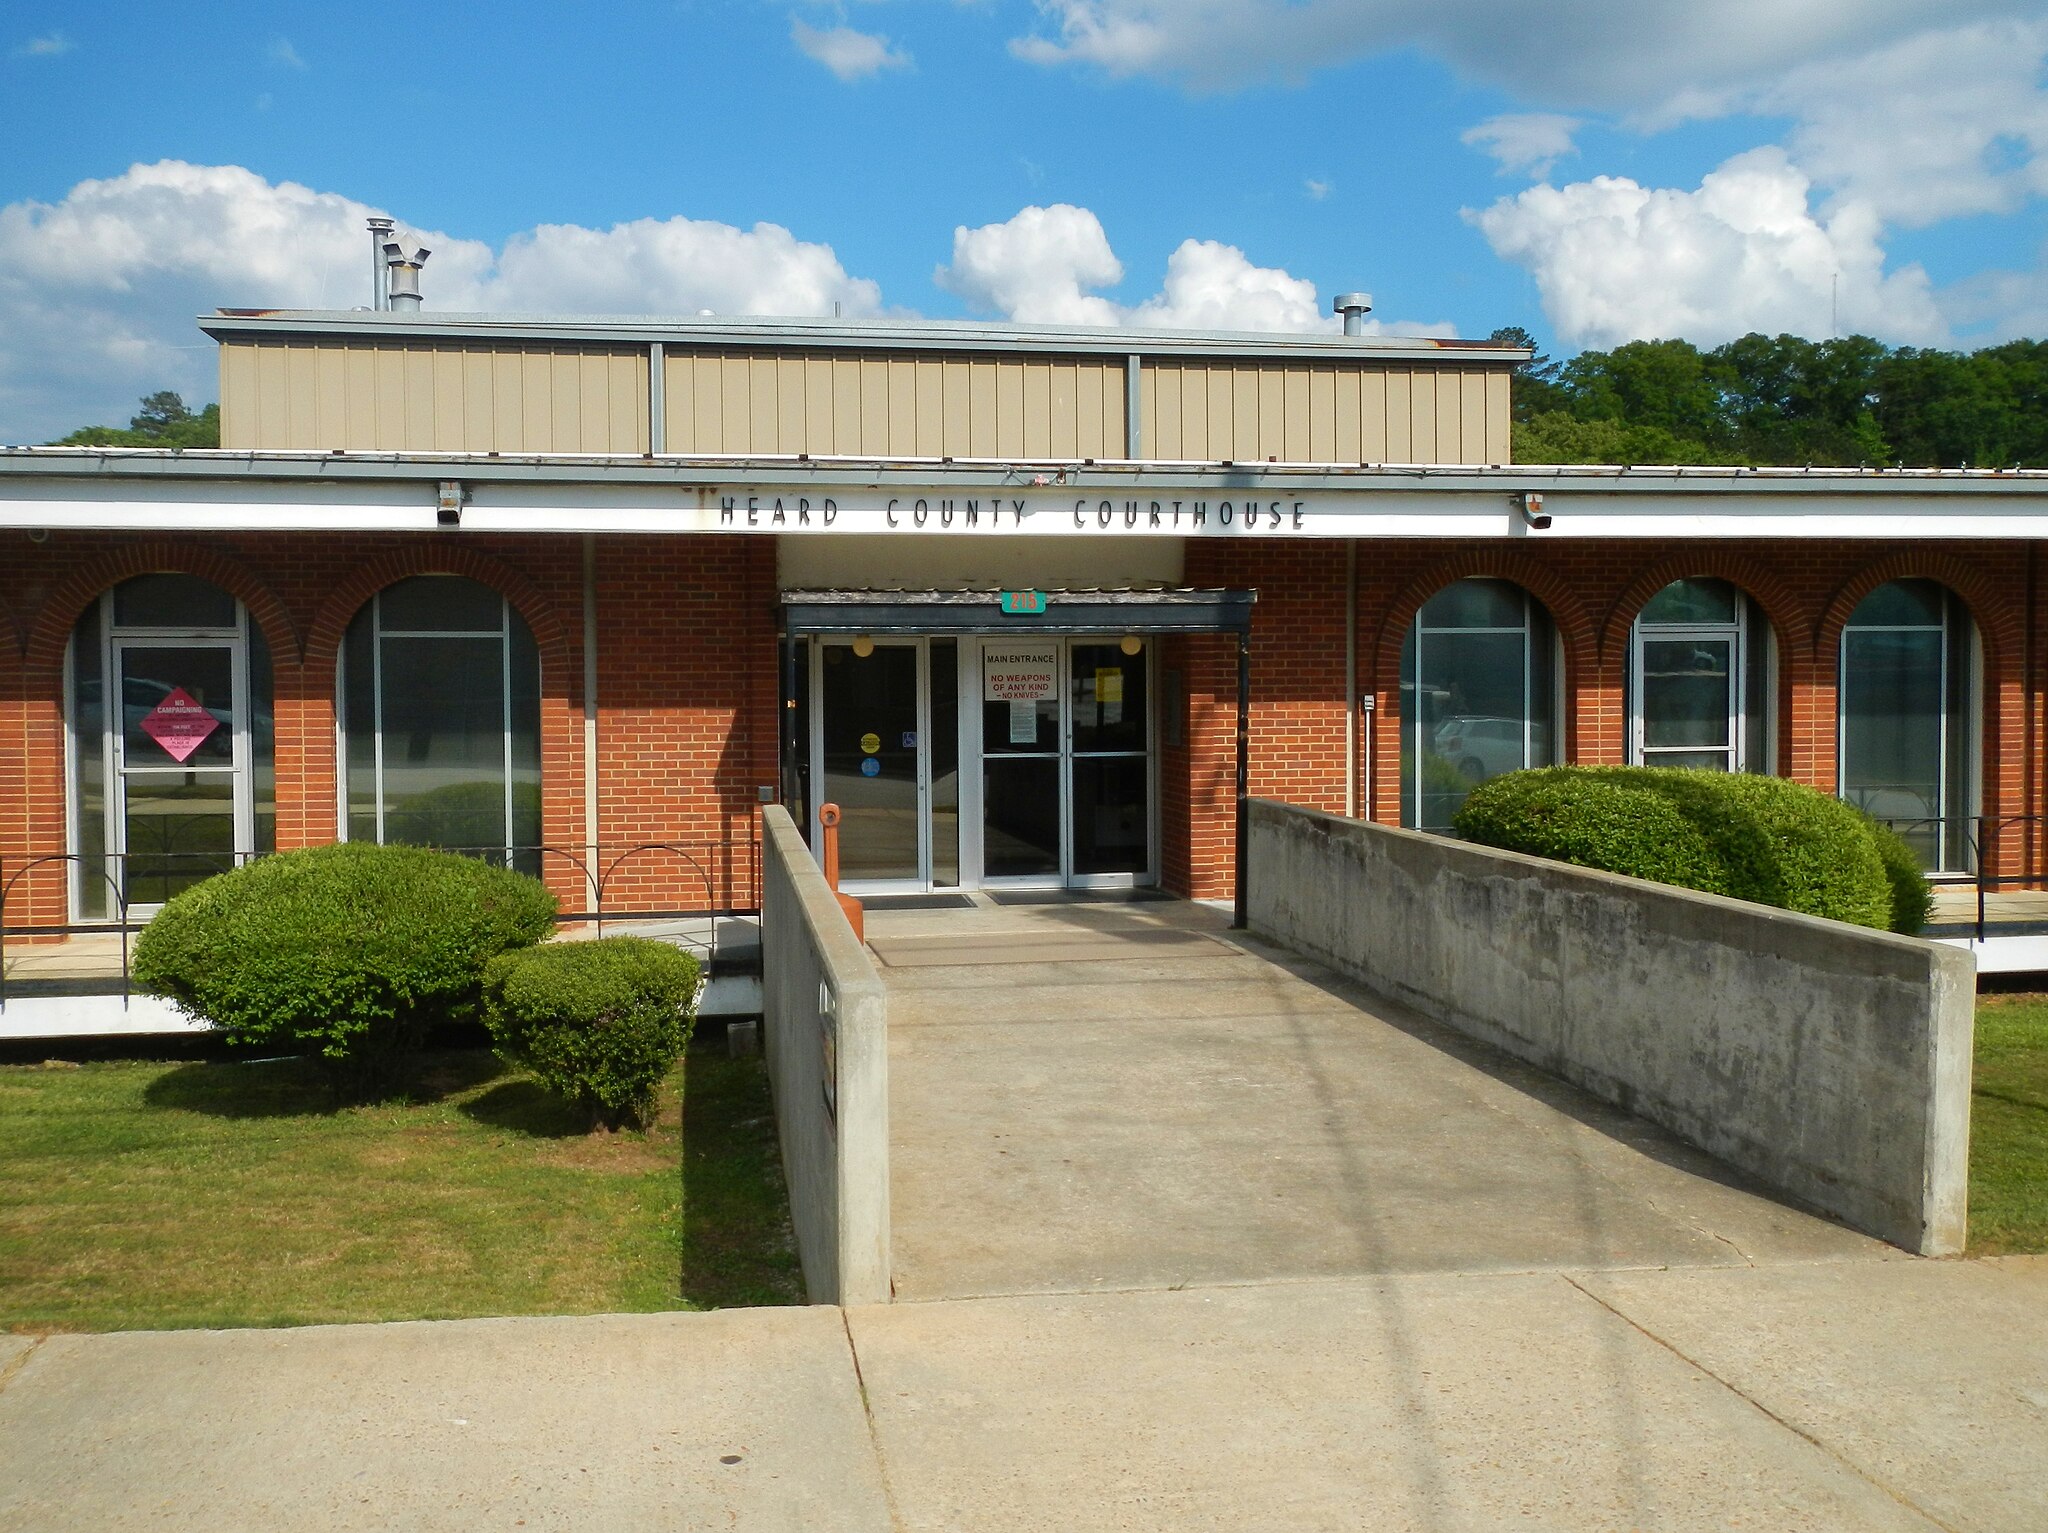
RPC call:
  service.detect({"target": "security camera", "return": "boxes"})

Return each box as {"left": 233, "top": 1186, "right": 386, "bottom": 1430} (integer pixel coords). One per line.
{"left": 1516, "top": 491, "right": 1551, "bottom": 530}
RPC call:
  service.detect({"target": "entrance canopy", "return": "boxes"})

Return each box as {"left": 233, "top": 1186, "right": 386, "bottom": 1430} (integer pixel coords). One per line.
{"left": 777, "top": 587, "right": 1257, "bottom": 926}
{"left": 780, "top": 587, "right": 1254, "bottom": 636}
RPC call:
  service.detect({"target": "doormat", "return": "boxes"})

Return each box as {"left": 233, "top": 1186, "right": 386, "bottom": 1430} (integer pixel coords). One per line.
{"left": 985, "top": 888, "right": 1176, "bottom": 906}
{"left": 867, "top": 927, "right": 1236, "bottom": 968}
{"left": 855, "top": 893, "right": 977, "bottom": 911}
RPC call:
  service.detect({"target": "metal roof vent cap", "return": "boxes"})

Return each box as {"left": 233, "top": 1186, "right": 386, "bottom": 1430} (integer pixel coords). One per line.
{"left": 1332, "top": 291, "right": 1373, "bottom": 335}
{"left": 383, "top": 241, "right": 431, "bottom": 312}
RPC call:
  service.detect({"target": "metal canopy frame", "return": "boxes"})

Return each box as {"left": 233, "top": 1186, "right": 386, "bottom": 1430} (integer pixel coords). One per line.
{"left": 777, "top": 588, "right": 1256, "bottom": 927}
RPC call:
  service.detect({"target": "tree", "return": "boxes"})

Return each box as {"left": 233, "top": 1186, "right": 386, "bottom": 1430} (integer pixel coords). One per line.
{"left": 1490, "top": 325, "right": 1568, "bottom": 421}
{"left": 48, "top": 391, "right": 220, "bottom": 449}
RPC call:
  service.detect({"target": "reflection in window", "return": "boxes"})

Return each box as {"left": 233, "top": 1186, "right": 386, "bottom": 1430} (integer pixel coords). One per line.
{"left": 1840, "top": 580, "right": 1974, "bottom": 872}
{"left": 1629, "top": 578, "right": 1773, "bottom": 773}
{"left": 1400, "top": 580, "right": 1557, "bottom": 832}
{"left": 342, "top": 577, "right": 541, "bottom": 872}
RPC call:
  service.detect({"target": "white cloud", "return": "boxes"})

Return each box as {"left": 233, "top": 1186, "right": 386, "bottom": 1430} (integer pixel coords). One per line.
{"left": 0, "top": 161, "right": 882, "bottom": 444}
{"left": 1467, "top": 147, "right": 1947, "bottom": 350}
{"left": 935, "top": 204, "right": 1124, "bottom": 324}
{"left": 1008, "top": 1, "right": 2033, "bottom": 107}
{"left": 15, "top": 31, "right": 71, "bottom": 57}
{"left": 1462, "top": 114, "right": 1580, "bottom": 179}
{"left": 936, "top": 203, "right": 1448, "bottom": 336}
{"left": 1127, "top": 239, "right": 1323, "bottom": 331}
{"left": 1753, "top": 20, "right": 2048, "bottom": 227}
{"left": 267, "top": 37, "right": 305, "bottom": 70}
{"left": 1304, "top": 178, "right": 1331, "bottom": 200}
{"left": 791, "top": 19, "right": 911, "bottom": 81}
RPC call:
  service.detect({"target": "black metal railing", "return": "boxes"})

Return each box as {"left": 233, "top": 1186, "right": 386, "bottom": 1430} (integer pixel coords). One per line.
{"left": 0, "top": 835, "right": 761, "bottom": 1013}
{"left": 1869, "top": 814, "right": 2046, "bottom": 943}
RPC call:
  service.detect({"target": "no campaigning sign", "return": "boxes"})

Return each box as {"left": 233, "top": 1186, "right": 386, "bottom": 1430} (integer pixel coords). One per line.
{"left": 139, "top": 688, "right": 222, "bottom": 763}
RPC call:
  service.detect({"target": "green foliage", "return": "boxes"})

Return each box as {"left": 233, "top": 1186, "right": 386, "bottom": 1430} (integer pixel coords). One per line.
{"left": 1860, "top": 813, "right": 1936, "bottom": 934}
{"left": 50, "top": 391, "right": 221, "bottom": 449}
{"left": 133, "top": 843, "right": 558, "bottom": 1095}
{"left": 484, "top": 937, "right": 701, "bottom": 1131}
{"left": 1505, "top": 330, "right": 2048, "bottom": 468}
{"left": 1453, "top": 766, "right": 1905, "bottom": 931}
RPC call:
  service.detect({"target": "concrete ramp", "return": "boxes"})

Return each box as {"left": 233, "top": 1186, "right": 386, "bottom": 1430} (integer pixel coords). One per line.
{"left": 874, "top": 899, "right": 1885, "bottom": 1303}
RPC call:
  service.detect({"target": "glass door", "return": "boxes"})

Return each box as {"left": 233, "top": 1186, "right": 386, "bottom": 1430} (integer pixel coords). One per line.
{"left": 973, "top": 637, "right": 1155, "bottom": 888}
{"left": 811, "top": 640, "right": 929, "bottom": 891}
{"left": 111, "top": 639, "right": 249, "bottom": 911}
{"left": 1069, "top": 641, "right": 1150, "bottom": 881}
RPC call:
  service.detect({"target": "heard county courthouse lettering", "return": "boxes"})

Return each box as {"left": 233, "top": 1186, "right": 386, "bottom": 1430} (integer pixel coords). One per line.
{"left": 6, "top": 296, "right": 2048, "bottom": 948}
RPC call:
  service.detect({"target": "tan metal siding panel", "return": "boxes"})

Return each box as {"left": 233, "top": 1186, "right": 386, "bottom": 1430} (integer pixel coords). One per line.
{"left": 1332, "top": 369, "right": 1359, "bottom": 462}
{"left": 885, "top": 357, "right": 916, "bottom": 455}
{"left": 1020, "top": 360, "right": 1050, "bottom": 458}
{"left": 994, "top": 361, "right": 1024, "bottom": 458}
{"left": 1434, "top": 370, "right": 1463, "bottom": 463}
{"left": 1283, "top": 366, "right": 1311, "bottom": 461}
{"left": 400, "top": 347, "right": 433, "bottom": 450}
{"left": 1101, "top": 362, "right": 1125, "bottom": 459}
{"left": 311, "top": 345, "right": 347, "bottom": 449}
{"left": 967, "top": 360, "right": 996, "bottom": 457}
{"left": 774, "top": 355, "right": 806, "bottom": 455}
{"left": 1142, "top": 363, "right": 1174, "bottom": 459}
{"left": 912, "top": 359, "right": 944, "bottom": 457}
{"left": 1411, "top": 371, "right": 1439, "bottom": 463}
{"left": 577, "top": 353, "right": 609, "bottom": 452}
{"left": 1383, "top": 369, "right": 1412, "bottom": 461}
{"left": 939, "top": 360, "right": 971, "bottom": 456}
{"left": 1076, "top": 362, "right": 1105, "bottom": 459}
{"left": 1486, "top": 372, "right": 1512, "bottom": 464}
{"left": 803, "top": 354, "right": 835, "bottom": 454}
{"left": 457, "top": 349, "right": 492, "bottom": 449}
{"left": 1306, "top": 368, "right": 1336, "bottom": 462}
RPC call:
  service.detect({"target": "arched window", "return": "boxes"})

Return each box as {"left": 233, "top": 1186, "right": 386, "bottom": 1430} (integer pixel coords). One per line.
{"left": 1629, "top": 578, "right": 1774, "bottom": 773}
{"left": 67, "top": 573, "right": 275, "bottom": 918}
{"left": 341, "top": 577, "right": 541, "bottom": 869}
{"left": 1839, "top": 580, "right": 1976, "bottom": 871}
{"left": 1399, "top": 579, "right": 1557, "bottom": 831}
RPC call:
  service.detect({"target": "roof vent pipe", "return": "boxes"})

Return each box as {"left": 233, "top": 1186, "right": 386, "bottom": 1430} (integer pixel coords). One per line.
{"left": 383, "top": 241, "right": 431, "bottom": 312}
{"left": 1332, "top": 291, "right": 1373, "bottom": 336}
{"left": 366, "top": 217, "right": 395, "bottom": 310}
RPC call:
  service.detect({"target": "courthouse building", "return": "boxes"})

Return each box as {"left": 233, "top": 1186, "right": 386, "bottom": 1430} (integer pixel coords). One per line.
{"left": 3, "top": 294, "right": 2047, "bottom": 945}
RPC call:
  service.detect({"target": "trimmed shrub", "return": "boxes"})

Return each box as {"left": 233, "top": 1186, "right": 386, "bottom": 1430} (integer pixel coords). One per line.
{"left": 1453, "top": 766, "right": 1897, "bottom": 931}
{"left": 483, "top": 937, "right": 701, "bottom": 1131}
{"left": 1861, "top": 814, "right": 1936, "bottom": 934}
{"left": 1448, "top": 768, "right": 1738, "bottom": 896}
{"left": 134, "top": 842, "right": 558, "bottom": 1095}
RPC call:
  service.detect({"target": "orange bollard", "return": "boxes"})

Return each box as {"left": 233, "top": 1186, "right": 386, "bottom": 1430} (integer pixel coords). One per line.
{"left": 817, "top": 803, "right": 865, "bottom": 943}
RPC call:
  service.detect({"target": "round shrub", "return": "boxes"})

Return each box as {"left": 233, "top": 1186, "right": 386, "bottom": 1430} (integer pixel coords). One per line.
{"left": 1453, "top": 766, "right": 1898, "bottom": 931}
{"left": 482, "top": 937, "right": 701, "bottom": 1131}
{"left": 1449, "top": 767, "right": 1736, "bottom": 895}
{"left": 1860, "top": 814, "right": 1935, "bottom": 934}
{"left": 134, "top": 843, "right": 559, "bottom": 1093}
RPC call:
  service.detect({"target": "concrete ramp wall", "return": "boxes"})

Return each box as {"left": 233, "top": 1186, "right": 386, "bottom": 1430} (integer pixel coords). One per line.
{"left": 1247, "top": 800, "right": 1975, "bottom": 1256}
{"left": 760, "top": 806, "right": 890, "bottom": 1305}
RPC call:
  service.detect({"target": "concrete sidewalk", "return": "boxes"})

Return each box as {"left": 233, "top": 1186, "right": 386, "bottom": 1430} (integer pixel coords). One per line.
{"left": 4, "top": 1257, "right": 2045, "bottom": 1531}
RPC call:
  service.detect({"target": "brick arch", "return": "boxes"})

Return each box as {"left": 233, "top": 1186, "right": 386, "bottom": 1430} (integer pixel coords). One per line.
{"left": 1816, "top": 551, "right": 2020, "bottom": 670}
{"left": 1597, "top": 552, "right": 1815, "bottom": 665}
{"left": 305, "top": 545, "right": 571, "bottom": 675}
{"left": 1367, "top": 549, "right": 1599, "bottom": 688}
{"left": 22, "top": 542, "right": 299, "bottom": 670}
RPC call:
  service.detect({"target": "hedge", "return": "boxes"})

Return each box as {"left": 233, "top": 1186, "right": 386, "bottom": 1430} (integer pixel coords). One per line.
{"left": 483, "top": 936, "right": 701, "bottom": 1131}
{"left": 133, "top": 842, "right": 558, "bottom": 1094}
{"left": 1452, "top": 767, "right": 1924, "bottom": 933}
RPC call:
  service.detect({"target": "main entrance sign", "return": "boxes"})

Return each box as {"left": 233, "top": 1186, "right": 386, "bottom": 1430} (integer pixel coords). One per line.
{"left": 715, "top": 491, "right": 1315, "bottom": 536}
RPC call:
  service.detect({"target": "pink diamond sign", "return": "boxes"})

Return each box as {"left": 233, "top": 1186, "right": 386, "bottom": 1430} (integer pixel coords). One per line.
{"left": 139, "top": 687, "right": 221, "bottom": 764}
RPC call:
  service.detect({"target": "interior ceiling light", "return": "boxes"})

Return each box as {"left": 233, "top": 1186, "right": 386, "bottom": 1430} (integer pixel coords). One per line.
{"left": 851, "top": 635, "right": 876, "bottom": 658}
{"left": 1120, "top": 634, "right": 1143, "bottom": 655}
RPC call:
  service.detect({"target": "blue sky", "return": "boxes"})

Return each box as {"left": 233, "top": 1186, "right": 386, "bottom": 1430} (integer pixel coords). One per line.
{"left": 3, "top": 1, "right": 2046, "bottom": 440}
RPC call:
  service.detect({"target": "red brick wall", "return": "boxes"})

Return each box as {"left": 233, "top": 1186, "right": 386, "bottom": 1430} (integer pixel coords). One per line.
{"left": 1164, "top": 536, "right": 2042, "bottom": 899}
{"left": 4, "top": 529, "right": 2040, "bottom": 927}
{"left": 0, "top": 530, "right": 778, "bottom": 936}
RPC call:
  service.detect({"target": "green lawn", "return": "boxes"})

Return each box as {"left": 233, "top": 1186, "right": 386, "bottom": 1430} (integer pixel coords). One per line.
{"left": 0, "top": 1045, "right": 802, "bottom": 1334}
{"left": 1972, "top": 994, "right": 2048, "bottom": 1254}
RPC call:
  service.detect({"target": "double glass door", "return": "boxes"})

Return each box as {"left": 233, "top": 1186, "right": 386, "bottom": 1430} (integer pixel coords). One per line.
{"left": 808, "top": 635, "right": 1153, "bottom": 892}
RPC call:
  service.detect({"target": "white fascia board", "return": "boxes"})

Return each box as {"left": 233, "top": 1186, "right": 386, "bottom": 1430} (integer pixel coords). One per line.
{"left": 7, "top": 474, "right": 2048, "bottom": 539}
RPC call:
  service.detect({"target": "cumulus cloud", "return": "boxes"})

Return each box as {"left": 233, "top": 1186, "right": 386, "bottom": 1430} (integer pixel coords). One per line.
{"left": 935, "top": 204, "right": 1125, "bottom": 324}
{"left": 1008, "top": 0, "right": 2031, "bottom": 108}
{"left": 1745, "top": 19, "right": 2048, "bottom": 227}
{"left": 1466, "top": 147, "right": 1946, "bottom": 350}
{"left": 0, "top": 161, "right": 883, "bottom": 443}
{"left": 791, "top": 18, "right": 911, "bottom": 81}
{"left": 1463, "top": 114, "right": 1580, "bottom": 179}
{"left": 936, "top": 203, "right": 1449, "bottom": 336}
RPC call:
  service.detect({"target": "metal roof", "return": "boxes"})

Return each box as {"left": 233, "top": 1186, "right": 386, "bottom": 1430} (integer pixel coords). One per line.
{"left": 4, "top": 446, "right": 2048, "bottom": 498}
{"left": 198, "top": 308, "right": 1530, "bottom": 366}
